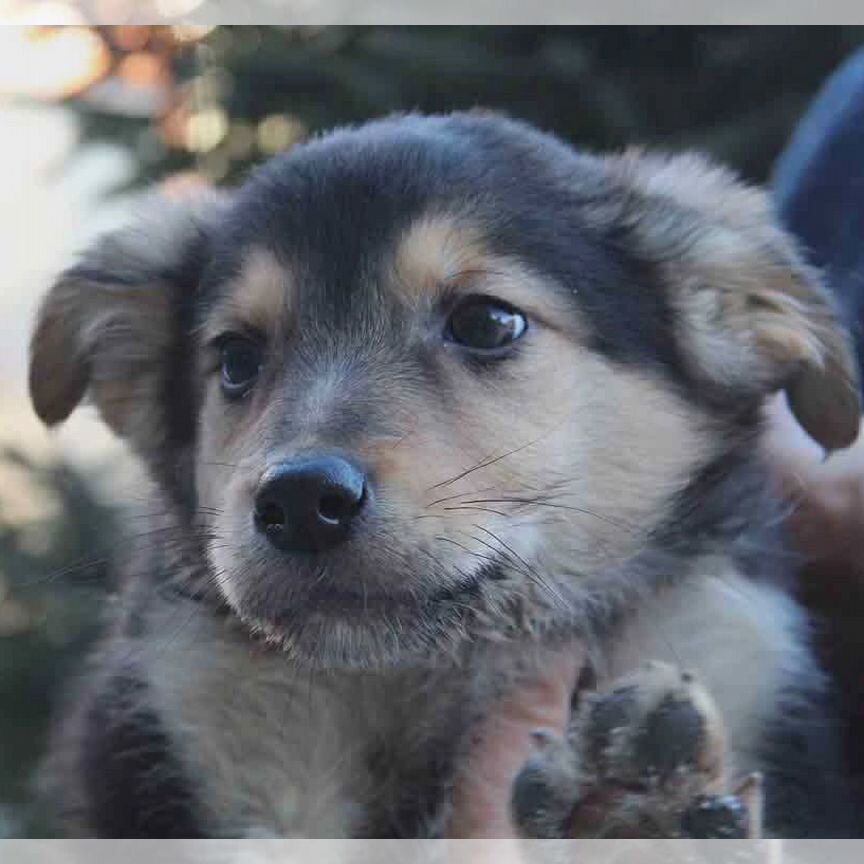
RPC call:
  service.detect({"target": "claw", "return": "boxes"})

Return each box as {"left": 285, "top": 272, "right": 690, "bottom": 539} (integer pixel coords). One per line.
{"left": 734, "top": 772, "right": 764, "bottom": 840}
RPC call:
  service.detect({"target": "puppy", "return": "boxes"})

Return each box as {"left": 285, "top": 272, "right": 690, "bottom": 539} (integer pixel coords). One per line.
{"left": 29, "top": 113, "right": 861, "bottom": 838}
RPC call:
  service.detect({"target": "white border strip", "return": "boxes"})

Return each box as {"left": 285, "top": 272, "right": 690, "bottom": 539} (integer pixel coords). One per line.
{"left": 3, "top": 1, "right": 864, "bottom": 26}
{"left": 0, "top": 838, "right": 813, "bottom": 864}
{"left": 10, "top": 839, "right": 864, "bottom": 864}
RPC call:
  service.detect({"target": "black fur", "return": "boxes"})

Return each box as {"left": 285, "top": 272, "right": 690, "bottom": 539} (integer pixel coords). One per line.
{"left": 79, "top": 675, "right": 202, "bottom": 838}
{"left": 761, "top": 680, "right": 856, "bottom": 838}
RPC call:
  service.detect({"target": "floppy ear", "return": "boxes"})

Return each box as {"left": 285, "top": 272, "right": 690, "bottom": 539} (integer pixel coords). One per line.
{"left": 29, "top": 189, "right": 227, "bottom": 470}
{"left": 612, "top": 152, "right": 861, "bottom": 451}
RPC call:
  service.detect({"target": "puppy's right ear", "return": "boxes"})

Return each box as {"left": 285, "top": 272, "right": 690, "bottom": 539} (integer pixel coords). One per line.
{"left": 29, "top": 189, "right": 228, "bottom": 461}
{"left": 608, "top": 152, "right": 861, "bottom": 452}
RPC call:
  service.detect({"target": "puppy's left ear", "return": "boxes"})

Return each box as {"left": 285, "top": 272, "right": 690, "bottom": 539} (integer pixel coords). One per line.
{"left": 614, "top": 152, "right": 861, "bottom": 451}
{"left": 29, "top": 188, "right": 229, "bottom": 480}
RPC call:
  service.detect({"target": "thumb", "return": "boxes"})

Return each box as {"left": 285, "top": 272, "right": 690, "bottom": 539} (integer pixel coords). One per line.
{"left": 448, "top": 646, "right": 584, "bottom": 838}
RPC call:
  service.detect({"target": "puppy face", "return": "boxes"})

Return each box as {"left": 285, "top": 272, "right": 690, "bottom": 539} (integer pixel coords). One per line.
{"left": 29, "top": 115, "right": 860, "bottom": 667}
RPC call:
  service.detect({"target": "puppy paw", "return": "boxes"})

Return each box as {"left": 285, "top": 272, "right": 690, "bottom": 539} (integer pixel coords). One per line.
{"left": 512, "top": 662, "right": 761, "bottom": 838}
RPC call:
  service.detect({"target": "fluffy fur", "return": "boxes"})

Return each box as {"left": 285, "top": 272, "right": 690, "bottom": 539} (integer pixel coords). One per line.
{"left": 30, "top": 113, "right": 860, "bottom": 837}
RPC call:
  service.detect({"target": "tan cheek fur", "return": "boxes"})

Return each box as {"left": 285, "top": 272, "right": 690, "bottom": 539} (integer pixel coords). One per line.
{"left": 369, "top": 330, "right": 710, "bottom": 580}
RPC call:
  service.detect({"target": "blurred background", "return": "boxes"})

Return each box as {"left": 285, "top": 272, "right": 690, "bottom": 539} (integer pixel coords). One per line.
{"left": 2, "top": 25, "right": 864, "bottom": 837}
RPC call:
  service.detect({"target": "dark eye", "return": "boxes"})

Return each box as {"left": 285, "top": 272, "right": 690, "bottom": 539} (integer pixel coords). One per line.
{"left": 444, "top": 296, "right": 528, "bottom": 354}
{"left": 219, "top": 335, "right": 262, "bottom": 397}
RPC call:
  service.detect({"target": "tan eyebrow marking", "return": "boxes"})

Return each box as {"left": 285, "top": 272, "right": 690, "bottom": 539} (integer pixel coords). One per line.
{"left": 205, "top": 247, "right": 292, "bottom": 338}
{"left": 390, "top": 212, "right": 583, "bottom": 332}
{"left": 391, "top": 214, "right": 488, "bottom": 303}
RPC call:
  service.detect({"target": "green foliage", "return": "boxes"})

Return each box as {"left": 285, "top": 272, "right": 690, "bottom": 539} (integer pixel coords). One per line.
{"left": 0, "top": 449, "right": 112, "bottom": 835}
{"left": 70, "top": 26, "right": 864, "bottom": 188}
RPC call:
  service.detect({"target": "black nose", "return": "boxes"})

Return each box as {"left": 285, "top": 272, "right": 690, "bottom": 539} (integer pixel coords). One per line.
{"left": 254, "top": 455, "right": 367, "bottom": 553}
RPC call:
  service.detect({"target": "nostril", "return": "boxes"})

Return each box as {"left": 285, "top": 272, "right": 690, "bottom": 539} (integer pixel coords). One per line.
{"left": 257, "top": 500, "right": 287, "bottom": 534}
{"left": 318, "top": 494, "right": 346, "bottom": 523}
{"left": 318, "top": 483, "right": 367, "bottom": 524}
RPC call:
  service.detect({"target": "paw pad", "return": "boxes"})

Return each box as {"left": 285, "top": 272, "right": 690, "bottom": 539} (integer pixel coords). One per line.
{"left": 511, "top": 661, "right": 755, "bottom": 838}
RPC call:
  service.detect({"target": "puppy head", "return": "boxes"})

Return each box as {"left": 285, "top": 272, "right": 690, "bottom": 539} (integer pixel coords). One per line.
{"left": 30, "top": 115, "right": 860, "bottom": 668}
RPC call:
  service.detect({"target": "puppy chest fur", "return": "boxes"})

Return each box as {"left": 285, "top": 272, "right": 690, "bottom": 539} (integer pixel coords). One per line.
{"left": 29, "top": 113, "right": 860, "bottom": 837}
{"left": 68, "top": 556, "right": 821, "bottom": 838}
